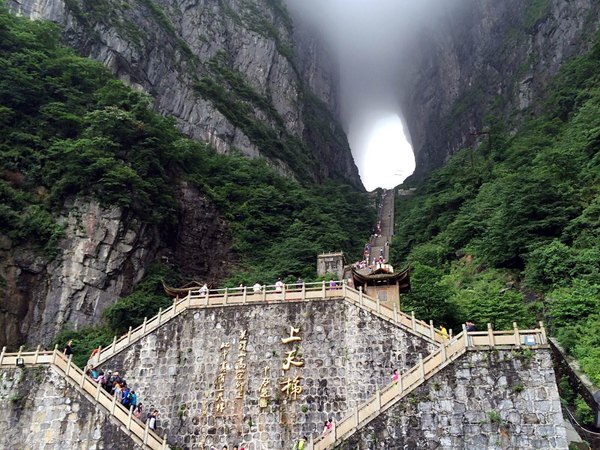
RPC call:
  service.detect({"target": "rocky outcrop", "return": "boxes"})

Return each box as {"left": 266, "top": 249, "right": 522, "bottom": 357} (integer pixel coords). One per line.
{"left": 7, "top": 0, "right": 362, "bottom": 188}
{"left": 173, "top": 182, "right": 232, "bottom": 283}
{"left": 401, "top": 0, "right": 600, "bottom": 178}
{"left": 0, "top": 199, "right": 159, "bottom": 348}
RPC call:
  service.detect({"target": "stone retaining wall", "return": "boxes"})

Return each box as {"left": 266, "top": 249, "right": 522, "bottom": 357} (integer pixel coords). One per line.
{"left": 103, "top": 299, "right": 437, "bottom": 449}
{"left": 344, "top": 347, "right": 568, "bottom": 450}
{"left": 0, "top": 366, "right": 141, "bottom": 450}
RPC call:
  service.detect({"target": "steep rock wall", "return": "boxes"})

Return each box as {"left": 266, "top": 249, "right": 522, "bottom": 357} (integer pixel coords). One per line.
{"left": 7, "top": 0, "right": 361, "bottom": 187}
{"left": 0, "top": 366, "right": 142, "bottom": 450}
{"left": 98, "top": 299, "right": 437, "bottom": 449}
{"left": 0, "top": 184, "right": 231, "bottom": 349}
{"left": 401, "top": 0, "right": 600, "bottom": 178}
{"left": 0, "top": 199, "right": 158, "bottom": 348}
{"left": 345, "top": 348, "right": 568, "bottom": 449}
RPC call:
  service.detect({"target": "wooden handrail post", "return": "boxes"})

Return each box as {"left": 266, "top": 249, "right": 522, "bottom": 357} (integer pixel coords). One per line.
{"left": 309, "top": 434, "right": 314, "bottom": 450}
{"left": 262, "top": 286, "right": 267, "bottom": 303}
{"left": 419, "top": 354, "right": 425, "bottom": 381}
{"left": 429, "top": 320, "right": 435, "bottom": 339}
{"left": 441, "top": 343, "right": 447, "bottom": 361}
{"left": 513, "top": 322, "right": 520, "bottom": 345}
{"left": 224, "top": 287, "right": 228, "bottom": 305}
{"left": 66, "top": 355, "right": 72, "bottom": 377}
{"left": 462, "top": 324, "right": 469, "bottom": 347}
{"left": 173, "top": 297, "right": 177, "bottom": 314}
{"left": 375, "top": 386, "right": 381, "bottom": 410}
{"left": 111, "top": 335, "right": 117, "bottom": 353}
{"left": 322, "top": 280, "right": 326, "bottom": 298}
{"left": 97, "top": 345, "right": 102, "bottom": 363}
{"left": 393, "top": 304, "right": 398, "bottom": 323}
{"left": 487, "top": 323, "right": 495, "bottom": 346}
{"left": 142, "top": 317, "right": 148, "bottom": 334}
{"left": 0, "top": 346, "right": 6, "bottom": 365}
{"left": 52, "top": 346, "right": 58, "bottom": 365}
{"left": 79, "top": 369, "right": 85, "bottom": 387}
{"left": 358, "top": 286, "right": 363, "bottom": 305}
{"left": 95, "top": 380, "right": 101, "bottom": 400}
{"left": 411, "top": 311, "right": 416, "bottom": 331}
{"left": 342, "top": 279, "right": 347, "bottom": 298}
{"left": 355, "top": 405, "right": 360, "bottom": 426}
{"left": 187, "top": 291, "right": 192, "bottom": 308}
{"left": 127, "top": 326, "right": 133, "bottom": 344}
{"left": 17, "top": 345, "right": 23, "bottom": 359}
{"left": 143, "top": 421, "right": 149, "bottom": 445}
{"left": 302, "top": 282, "right": 306, "bottom": 301}
{"left": 127, "top": 406, "right": 133, "bottom": 430}
{"left": 162, "top": 434, "right": 169, "bottom": 449}
{"left": 539, "top": 321, "right": 547, "bottom": 344}
{"left": 157, "top": 307, "right": 163, "bottom": 324}
{"left": 397, "top": 373, "right": 403, "bottom": 394}
{"left": 34, "top": 345, "right": 40, "bottom": 365}
{"left": 376, "top": 296, "right": 381, "bottom": 314}
{"left": 449, "top": 329, "right": 453, "bottom": 340}
{"left": 111, "top": 394, "right": 117, "bottom": 414}
{"left": 243, "top": 286, "right": 247, "bottom": 304}
{"left": 282, "top": 283, "right": 286, "bottom": 301}
{"left": 205, "top": 289, "right": 209, "bottom": 306}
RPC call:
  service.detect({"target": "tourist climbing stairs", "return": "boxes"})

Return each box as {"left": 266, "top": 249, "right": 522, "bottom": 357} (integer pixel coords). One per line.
{"left": 0, "top": 347, "right": 169, "bottom": 450}
{"left": 92, "top": 282, "right": 447, "bottom": 367}
{"left": 311, "top": 323, "right": 549, "bottom": 449}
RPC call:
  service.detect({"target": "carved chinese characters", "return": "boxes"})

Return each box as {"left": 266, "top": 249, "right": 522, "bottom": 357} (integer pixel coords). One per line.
{"left": 280, "top": 326, "right": 304, "bottom": 401}
{"left": 235, "top": 330, "right": 248, "bottom": 400}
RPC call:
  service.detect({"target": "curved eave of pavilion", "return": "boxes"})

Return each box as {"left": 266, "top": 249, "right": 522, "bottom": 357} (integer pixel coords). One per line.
{"left": 351, "top": 266, "right": 411, "bottom": 293}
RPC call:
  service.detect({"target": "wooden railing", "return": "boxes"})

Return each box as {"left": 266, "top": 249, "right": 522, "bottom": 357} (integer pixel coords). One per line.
{"left": 311, "top": 323, "right": 548, "bottom": 450}
{"left": 0, "top": 347, "right": 169, "bottom": 450}
{"left": 93, "top": 282, "right": 446, "bottom": 366}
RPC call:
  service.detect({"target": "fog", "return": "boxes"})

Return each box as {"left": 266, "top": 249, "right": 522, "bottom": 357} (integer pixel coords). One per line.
{"left": 285, "top": 0, "right": 449, "bottom": 190}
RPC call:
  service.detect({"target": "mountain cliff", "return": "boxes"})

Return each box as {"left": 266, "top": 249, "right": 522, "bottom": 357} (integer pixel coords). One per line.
{"left": 7, "top": 0, "right": 361, "bottom": 186}
{"left": 399, "top": 0, "right": 600, "bottom": 178}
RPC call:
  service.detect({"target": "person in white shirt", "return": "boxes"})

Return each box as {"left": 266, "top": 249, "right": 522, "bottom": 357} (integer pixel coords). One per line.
{"left": 275, "top": 278, "right": 284, "bottom": 292}
{"left": 253, "top": 282, "right": 262, "bottom": 293}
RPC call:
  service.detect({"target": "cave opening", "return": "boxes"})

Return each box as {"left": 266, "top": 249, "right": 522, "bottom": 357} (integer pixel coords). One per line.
{"left": 349, "top": 112, "right": 415, "bottom": 191}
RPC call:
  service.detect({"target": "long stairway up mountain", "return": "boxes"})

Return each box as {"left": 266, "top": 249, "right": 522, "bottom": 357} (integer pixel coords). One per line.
{"left": 371, "top": 189, "right": 395, "bottom": 263}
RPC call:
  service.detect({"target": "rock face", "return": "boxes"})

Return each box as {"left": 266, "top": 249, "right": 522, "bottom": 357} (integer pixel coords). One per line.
{"left": 345, "top": 348, "right": 568, "bottom": 449}
{"left": 0, "top": 199, "right": 159, "bottom": 348}
{"left": 174, "top": 182, "right": 232, "bottom": 282}
{"left": 99, "top": 299, "right": 437, "bottom": 449}
{"left": 401, "top": 0, "right": 600, "bottom": 178}
{"left": 0, "top": 366, "right": 143, "bottom": 449}
{"left": 7, "top": 0, "right": 362, "bottom": 188}
{"left": 0, "top": 186, "right": 231, "bottom": 349}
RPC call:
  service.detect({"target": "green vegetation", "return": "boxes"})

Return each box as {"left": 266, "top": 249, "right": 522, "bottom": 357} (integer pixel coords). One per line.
{"left": 1, "top": 6, "right": 372, "bottom": 356}
{"left": 523, "top": 0, "right": 551, "bottom": 30}
{"left": 194, "top": 52, "right": 315, "bottom": 179}
{"left": 392, "top": 31, "right": 600, "bottom": 390}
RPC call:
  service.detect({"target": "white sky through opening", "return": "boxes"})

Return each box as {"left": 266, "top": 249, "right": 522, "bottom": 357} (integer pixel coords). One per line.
{"left": 352, "top": 114, "right": 415, "bottom": 191}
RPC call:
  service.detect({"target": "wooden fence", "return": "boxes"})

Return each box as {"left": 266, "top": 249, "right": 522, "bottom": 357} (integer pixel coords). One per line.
{"left": 0, "top": 347, "right": 169, "bottom": 450}
{"left": 311, "top": 323, "right": 548, "bottom": 450}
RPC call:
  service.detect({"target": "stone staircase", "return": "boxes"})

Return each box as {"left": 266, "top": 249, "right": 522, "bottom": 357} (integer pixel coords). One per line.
{"left": 0, "top": 348, "right": 169, "bottom": 450}
{"left": 311, "top": 323, "right": 549, "bottom": 449}
{"left": 92, "top": 282, "right": 447, "bottom": 366}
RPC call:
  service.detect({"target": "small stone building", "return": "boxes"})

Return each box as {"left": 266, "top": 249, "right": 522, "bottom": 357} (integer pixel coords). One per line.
{"left": 317, "top": 251, "right": 346, "bottom": 279}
